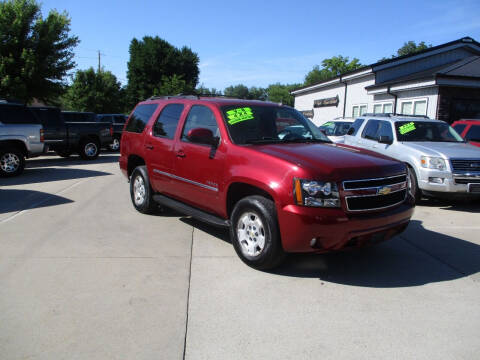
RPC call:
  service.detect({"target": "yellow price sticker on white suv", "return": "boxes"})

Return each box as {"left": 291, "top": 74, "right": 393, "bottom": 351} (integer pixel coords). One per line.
{"left": 226, "top": 107, "right": 254, "bottom": 125}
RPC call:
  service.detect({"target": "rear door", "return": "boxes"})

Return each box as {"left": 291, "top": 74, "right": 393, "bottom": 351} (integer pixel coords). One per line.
{"left": 146, "top": 103, "right": 185, "bottom": 195}
{"left": 172, "top": 104, "right": 226, "bottom": 214}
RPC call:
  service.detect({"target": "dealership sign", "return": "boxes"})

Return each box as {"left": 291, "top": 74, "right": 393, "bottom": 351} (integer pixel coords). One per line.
{"left": 300, "top": 110, "right": 314, "bottom": 118}
{"left": 314, "top": 95, "right": 339, "bottom": 108}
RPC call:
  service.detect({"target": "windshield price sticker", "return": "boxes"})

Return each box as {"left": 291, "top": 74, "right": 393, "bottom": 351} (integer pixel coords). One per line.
{"left": 227, "top": 107, "right": 254, "bottom": 125}
{"left": 399, "top": 122, "right": 416, "bottom": 135}
{"left": 322, "top": 121, "right": 334, "bottom": 126}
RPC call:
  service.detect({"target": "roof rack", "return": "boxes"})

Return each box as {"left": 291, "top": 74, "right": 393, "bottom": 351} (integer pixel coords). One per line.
{"left": 362, "top": 113, "right": 430, "bottom": 119}
{"left": 147, "top": 94, "right": 198, "bottom": 101}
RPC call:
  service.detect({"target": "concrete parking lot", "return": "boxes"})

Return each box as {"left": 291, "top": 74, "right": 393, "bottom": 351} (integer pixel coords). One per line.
{"left": 1, "top": 154, "right": 479, "bottom": 360}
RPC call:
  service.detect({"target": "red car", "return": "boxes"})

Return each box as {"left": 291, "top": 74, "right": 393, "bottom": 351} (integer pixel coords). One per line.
{"left": 119, "top": 96, "right": 414, "bottom": 270}
{"left": 452, "top": 119, "right": 480, "bottom": 147}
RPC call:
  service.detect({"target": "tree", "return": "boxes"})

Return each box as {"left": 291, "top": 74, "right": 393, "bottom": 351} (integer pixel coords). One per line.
{"left": 62, "top": 67, "right": 125, "bottom": 113}
{"left": 304, "top": 55, "right": 362, "bottom": 86}
{"left": 126, "top": 36, "right": 199, "bottom": 105}
{"left": 195, "top": 84, "right": 222, "bottom": 96}
{"left": 0, "top": 0, "right": 79, "bottom": 104}
{"left": 223, "top": 84, "right": 267, "bottom": 100}
{"left": 379, "top": 41, "right": 432, "bottom": 61}
{"left": 266, "top": 83, "right": 299, "bottom": 106}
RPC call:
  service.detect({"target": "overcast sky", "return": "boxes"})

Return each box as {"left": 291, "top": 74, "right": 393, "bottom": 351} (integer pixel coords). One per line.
{"left": 40, "top": 0, "right": 480, "bottom": 90}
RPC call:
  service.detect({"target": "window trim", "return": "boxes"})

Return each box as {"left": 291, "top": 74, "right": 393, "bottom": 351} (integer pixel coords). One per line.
{"left": 152, "top": 103, "right": 185, "bottom": 139}
{"left": 373, "top": 101, "right": 394, "bottom": 114}
{"left": 352, "top": 104, "right": 368, "bottom": 118}
{"left": 399, "top": 98, "right": 428, "bottom": 116}
{"left": 180, "top": 104, "right": 220, "bottom": 146}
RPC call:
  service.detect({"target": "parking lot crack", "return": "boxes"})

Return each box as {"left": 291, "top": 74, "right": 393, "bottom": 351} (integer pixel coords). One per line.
{"left": 182, "top": 225, "right": 194, "bottom": 359}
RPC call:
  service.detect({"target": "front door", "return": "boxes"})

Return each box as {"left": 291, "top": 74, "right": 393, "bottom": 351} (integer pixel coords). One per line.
{"left": 172, "top": 105, "right": 225, "bottom": 215}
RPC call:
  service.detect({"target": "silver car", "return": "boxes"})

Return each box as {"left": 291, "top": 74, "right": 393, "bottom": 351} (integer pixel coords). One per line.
{"left": 344, "top": 115, "right": 480, "bottom": 200}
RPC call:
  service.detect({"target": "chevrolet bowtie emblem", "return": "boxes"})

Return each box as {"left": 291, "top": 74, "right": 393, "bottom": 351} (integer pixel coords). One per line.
{"left": 378, "top": 186, "right": 392, "bottom": 195}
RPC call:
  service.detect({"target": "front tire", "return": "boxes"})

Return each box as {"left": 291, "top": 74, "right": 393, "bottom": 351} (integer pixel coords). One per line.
{"left": 109, "top": 137, "right": 120, "bottom": 151}
{"left": 79, "top": 138, "right": 100, "bottom": 160}
{"left": 130, "top": 166, "right": 157, "bottom": 214}
{"left": 230, "top": 195, "right": 285, "bottom": 270}
{"left": 407, "top": 166, "right": 421, "bottom": 203}
{"left": 0, "top": 148, "right": 25, "bottom": 177}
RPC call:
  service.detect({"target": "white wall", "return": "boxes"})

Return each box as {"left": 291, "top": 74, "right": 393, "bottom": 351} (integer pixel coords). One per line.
{"left": 394, "top": 87, "right": 439, "bottom": 119}
{"left": 344, "top": 75, "right": 375, "bottom": 117}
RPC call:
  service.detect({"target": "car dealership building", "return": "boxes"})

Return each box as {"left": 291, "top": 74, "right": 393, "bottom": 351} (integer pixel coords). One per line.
{"left": 292, "top": 37, "right": 480, "bottom": 126}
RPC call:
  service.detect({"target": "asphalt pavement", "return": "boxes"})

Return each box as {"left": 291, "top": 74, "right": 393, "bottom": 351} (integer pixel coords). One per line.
{"left": 1, "top": 154, "right": 479, "bottom": 360}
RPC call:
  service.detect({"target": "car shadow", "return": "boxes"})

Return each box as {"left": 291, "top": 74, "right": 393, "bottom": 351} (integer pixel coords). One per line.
{"left": 0, "top": 167, "right": 112, "bottom": 186}
{"left": 26, "top": 154, "right": 120, "bottom": 168}
{"left": 417, "top": 197, "right": 480, "bottom": 213}
{"left": 180, "top": 217, "right": 480, "bottom": 287}
{"left": 0, "top": 189, "right": 74, "bottom": 214}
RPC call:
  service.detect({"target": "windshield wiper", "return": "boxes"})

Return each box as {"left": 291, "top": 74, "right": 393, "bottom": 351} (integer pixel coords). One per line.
{"left": 244, "top": 137, "right": 282, "bottom": 144}
{"left": 281, "top": 138, "right": 331, "bottom": 144}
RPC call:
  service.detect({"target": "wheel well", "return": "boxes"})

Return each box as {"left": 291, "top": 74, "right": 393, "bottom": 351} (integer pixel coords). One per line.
{"left": 80, "top": 135, "right": 100, "bottom": 146}
{"left": 226, "top": 182, "right": 274, "bottom": 217}
{"left": 0, "top": 140, "right": 27, "bottom": 156}
{"left": 127, "top": 155, "right": 145, "bottom": 178}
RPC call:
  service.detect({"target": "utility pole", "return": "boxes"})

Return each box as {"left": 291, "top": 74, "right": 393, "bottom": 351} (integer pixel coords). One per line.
{"left": 98, "top": 50, "right": 101, "bottom": 73}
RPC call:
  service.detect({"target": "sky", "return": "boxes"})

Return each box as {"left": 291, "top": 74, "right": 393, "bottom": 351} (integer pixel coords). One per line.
{"left": 39, "top": 0, "right": 480, "bottom": 90}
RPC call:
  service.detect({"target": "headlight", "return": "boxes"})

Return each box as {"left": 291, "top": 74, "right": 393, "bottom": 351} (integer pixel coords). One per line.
{"left": 421, "top": 156, "right": 446, "bottom": 171}
{"left": 294, "top": 179, "right": 340, "bottom": 207}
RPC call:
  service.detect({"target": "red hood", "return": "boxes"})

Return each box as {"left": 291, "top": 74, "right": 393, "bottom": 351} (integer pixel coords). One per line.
{"left": 250, "top": 143, "right": 406, "bottom": 180}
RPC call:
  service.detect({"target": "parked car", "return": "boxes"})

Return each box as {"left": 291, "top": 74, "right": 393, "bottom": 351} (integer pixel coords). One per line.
{"left": 27, "top": 107, "right": 113, "bottom": 159}
{"left": 318, "top": 118, "right": 354, "bottom": 143}
{"left": 120, "top": 96, "right": 414, "bottom": 270}
{"left": 0, "top": 103, "right": 45, "bottom": 176}
{"left": 452, "top": 119, "right": 480, "bottom": 147}
{"left": 344, "top": 114, "right": 480, "bottom": 201}
{"left": 96, "top": 114, "right": 127, "bottom": 151}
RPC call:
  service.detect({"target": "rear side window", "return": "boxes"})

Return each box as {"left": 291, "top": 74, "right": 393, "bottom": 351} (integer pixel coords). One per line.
{"left": 153, "top": 104, "right": 184, "bottom": 139}
{"left": 0, "top": 105, "right": 39, "bottom": 124}
{"left": 362, "top": 120, "right": 380, "bottom": 140}
{"left": 452, "top": 124, "right": 466, "bottom": 134}
{"left": 377, "top": 121, "right": 393, "bottom": 140}
{"left": 126, "top": 104, "right": 158, "bottom": 133}
{"left": 181, "top": 105, "right": 219, "bottom": 142}
{"left": 465, "top": 125, "right": 480, "bottom": 141}
{"left": 348, "top": 118, "right": 364, "bottom": 136}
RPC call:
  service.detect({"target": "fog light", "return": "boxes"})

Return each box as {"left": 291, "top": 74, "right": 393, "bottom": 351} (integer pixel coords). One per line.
{"left": 310, "top": 238, "right": 317, "bottom": 247}
{"left": 429, "top": 177, "right": 444, "bottom": 184}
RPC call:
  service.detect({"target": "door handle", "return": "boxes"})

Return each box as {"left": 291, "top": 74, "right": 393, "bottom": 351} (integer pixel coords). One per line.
{"left": 176, "top": 150, "right": 186, "bottom": 158}
{"left": 145, "top": 144, "right": 154, "bottom": 150}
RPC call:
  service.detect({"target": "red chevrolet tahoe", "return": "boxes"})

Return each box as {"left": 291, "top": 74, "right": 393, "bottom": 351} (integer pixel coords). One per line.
{"left": 119, "top": 96, "right": 414, "bottom": 270}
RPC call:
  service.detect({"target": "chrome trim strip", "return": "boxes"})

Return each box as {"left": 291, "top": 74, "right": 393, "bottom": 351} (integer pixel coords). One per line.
{"left": 343, "top": 181, "right": 407, "bottom": 192}
{"left": 153, "top": 169, "right": 218, "bottom": 192}
{"left": 452, "top": 173, "right": 480, "bottom": 178}
{"left": 344, "top": 186, "right": 406, "bottom": 199}
{"left": 345, "top": 190, "right": 407, "bottom": 212}
{"left": 343, "top": 174, "right": 407, "bottom": 189}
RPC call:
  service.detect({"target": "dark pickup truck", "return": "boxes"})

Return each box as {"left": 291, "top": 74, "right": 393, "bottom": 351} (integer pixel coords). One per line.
{"left": 29, "top": 108, "right": 113, "bottom": 159}
{"left": 96, "top": 114, "right": 127, "bottom": 151}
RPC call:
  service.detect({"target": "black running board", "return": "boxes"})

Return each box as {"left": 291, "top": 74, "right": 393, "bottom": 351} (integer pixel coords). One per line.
{"left": 153, "top": 194, "right": 231, "bottom": 228}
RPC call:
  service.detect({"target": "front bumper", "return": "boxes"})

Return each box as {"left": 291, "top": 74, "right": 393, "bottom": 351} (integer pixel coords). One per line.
{"left": 277, "top": 201, "right": 414, "bottom": 253}
{"left": 417, "top": 168, "right": 480, "bottom": 194}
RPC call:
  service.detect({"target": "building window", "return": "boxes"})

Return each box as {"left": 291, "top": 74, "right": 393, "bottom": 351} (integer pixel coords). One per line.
{"left": 400, "top": 99, "right": 427, "bottom": 116}
{"left": 352, "top": 104, "right": 367, "bottom": 117}
{"left": 373, "top": 102, "right": 393, "bottom": 114}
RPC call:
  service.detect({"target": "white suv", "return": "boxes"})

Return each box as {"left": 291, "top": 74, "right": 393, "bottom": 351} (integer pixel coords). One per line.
{"left": 344, "top": 114, "right": 480, "bottom": 201}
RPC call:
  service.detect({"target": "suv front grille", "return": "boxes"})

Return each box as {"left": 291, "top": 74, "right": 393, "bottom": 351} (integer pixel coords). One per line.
{"left": 451, "top": 159, "right": 480, "bottom": 172}
{"left": 343, "top": 175, "right": 407, "bottom": 212}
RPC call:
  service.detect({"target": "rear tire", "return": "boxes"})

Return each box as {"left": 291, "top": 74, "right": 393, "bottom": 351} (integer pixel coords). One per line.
{"left": 0, "top": 147, "right": 25, "bottom": 177}
{"left": 109, "top": 137, "right": 120, "bottom": 151}
{"left": 407, "top": 166, "right": 421, "bottom": 203}
{"left": 130, "top": 166, "right": 157, "bottom": 214}
{"left": 230, "top": 195, "right": 285, "bottom": 270}
{"left": 79, "top": 138, "right": 100, "bottom": 160}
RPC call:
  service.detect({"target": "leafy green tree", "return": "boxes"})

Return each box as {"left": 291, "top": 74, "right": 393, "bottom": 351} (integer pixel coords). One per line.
{"left": 223, "top": 84, "right": 267, "bottom": 100}
{"left": 0, "top": 0, "right": 79, "bottom": 104}
{"left": 379, "top": 41, "right": 432, "bottom": 61}
{"left": 266, "top": 83, "right": 300, "bottom": 106}
{"left": 195, "top": 84, "right": 222, "bottom": 96}
{"left": 126, "top": 36, "right": 199, "bottom": 105}
{"left": 304, "top": 55, "right": 362, "bottom": 85}
{"left": 62, "top": 67, "right": 124, "bottom": 113}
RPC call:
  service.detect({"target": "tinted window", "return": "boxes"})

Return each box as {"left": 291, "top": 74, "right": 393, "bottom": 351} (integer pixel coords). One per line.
{"left": 465, "top": 125, "right": 480, "bottom": 141}
{"left": 153, "top": 104, "right": 184, "bottom": 139}
{"left": 29, "top": 107, "right": 60, "bottom": 126}
{"left": 0, "top": 105, "right": 39, "bottom": 124}
{"left": 395, "top": 121, "right": 463, "bottom": 142}
{"left": 362, "top": 120, "right": 380, "bottom": 140}
{"left": 182, "top": 105, "right": 218, "bottom": 142}
{"left": 452, "top": 124, "right": 466, "bottom": 134}
{"left": 97, "top": 115, "right": 113, "bottom": 123}
{"left": 126, "top": 104, "right": 158, "bottom": 133}
{"left": 114, "top": 115, "right": 126, "bottom": 124}
{"left": 377, "top": 121, "right": 393, "bottom": 140}
{"left": 348, "top": 118, "right": 364, "bottom": 136}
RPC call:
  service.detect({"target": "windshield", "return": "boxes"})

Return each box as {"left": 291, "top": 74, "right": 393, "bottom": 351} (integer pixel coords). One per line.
{"left": 221, "top": 105, "right": 330, "bottom": 144}
{"left": 319, "top": 121, "right": 353, "bottom": 136}
{"left": 395, "top": 121, "right": 464, "bottom": 142}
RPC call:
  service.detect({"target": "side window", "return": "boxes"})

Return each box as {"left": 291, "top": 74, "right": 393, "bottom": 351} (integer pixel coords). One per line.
{"left": 362, "top": 120, "right": 380, "bottom": 140}
{"left": 348, "top": 118, "right": 364, "bottom": 136}
{"left": 465, "top": 125, "right": 480, "bottom": 141}
{"left": 377, "top": 121, "right": 393, "bottom": 140}
{"left": 181, "top": 105, "right": 219, "bottom": 143}
{"left": 153, "top": 104, "right": 184, "bottom": 139}
{"left": 125, "top": 104, "right": 158, "bottom": 133}
{"left": 452, "top": 124, "right": 466, "bottom": 134}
